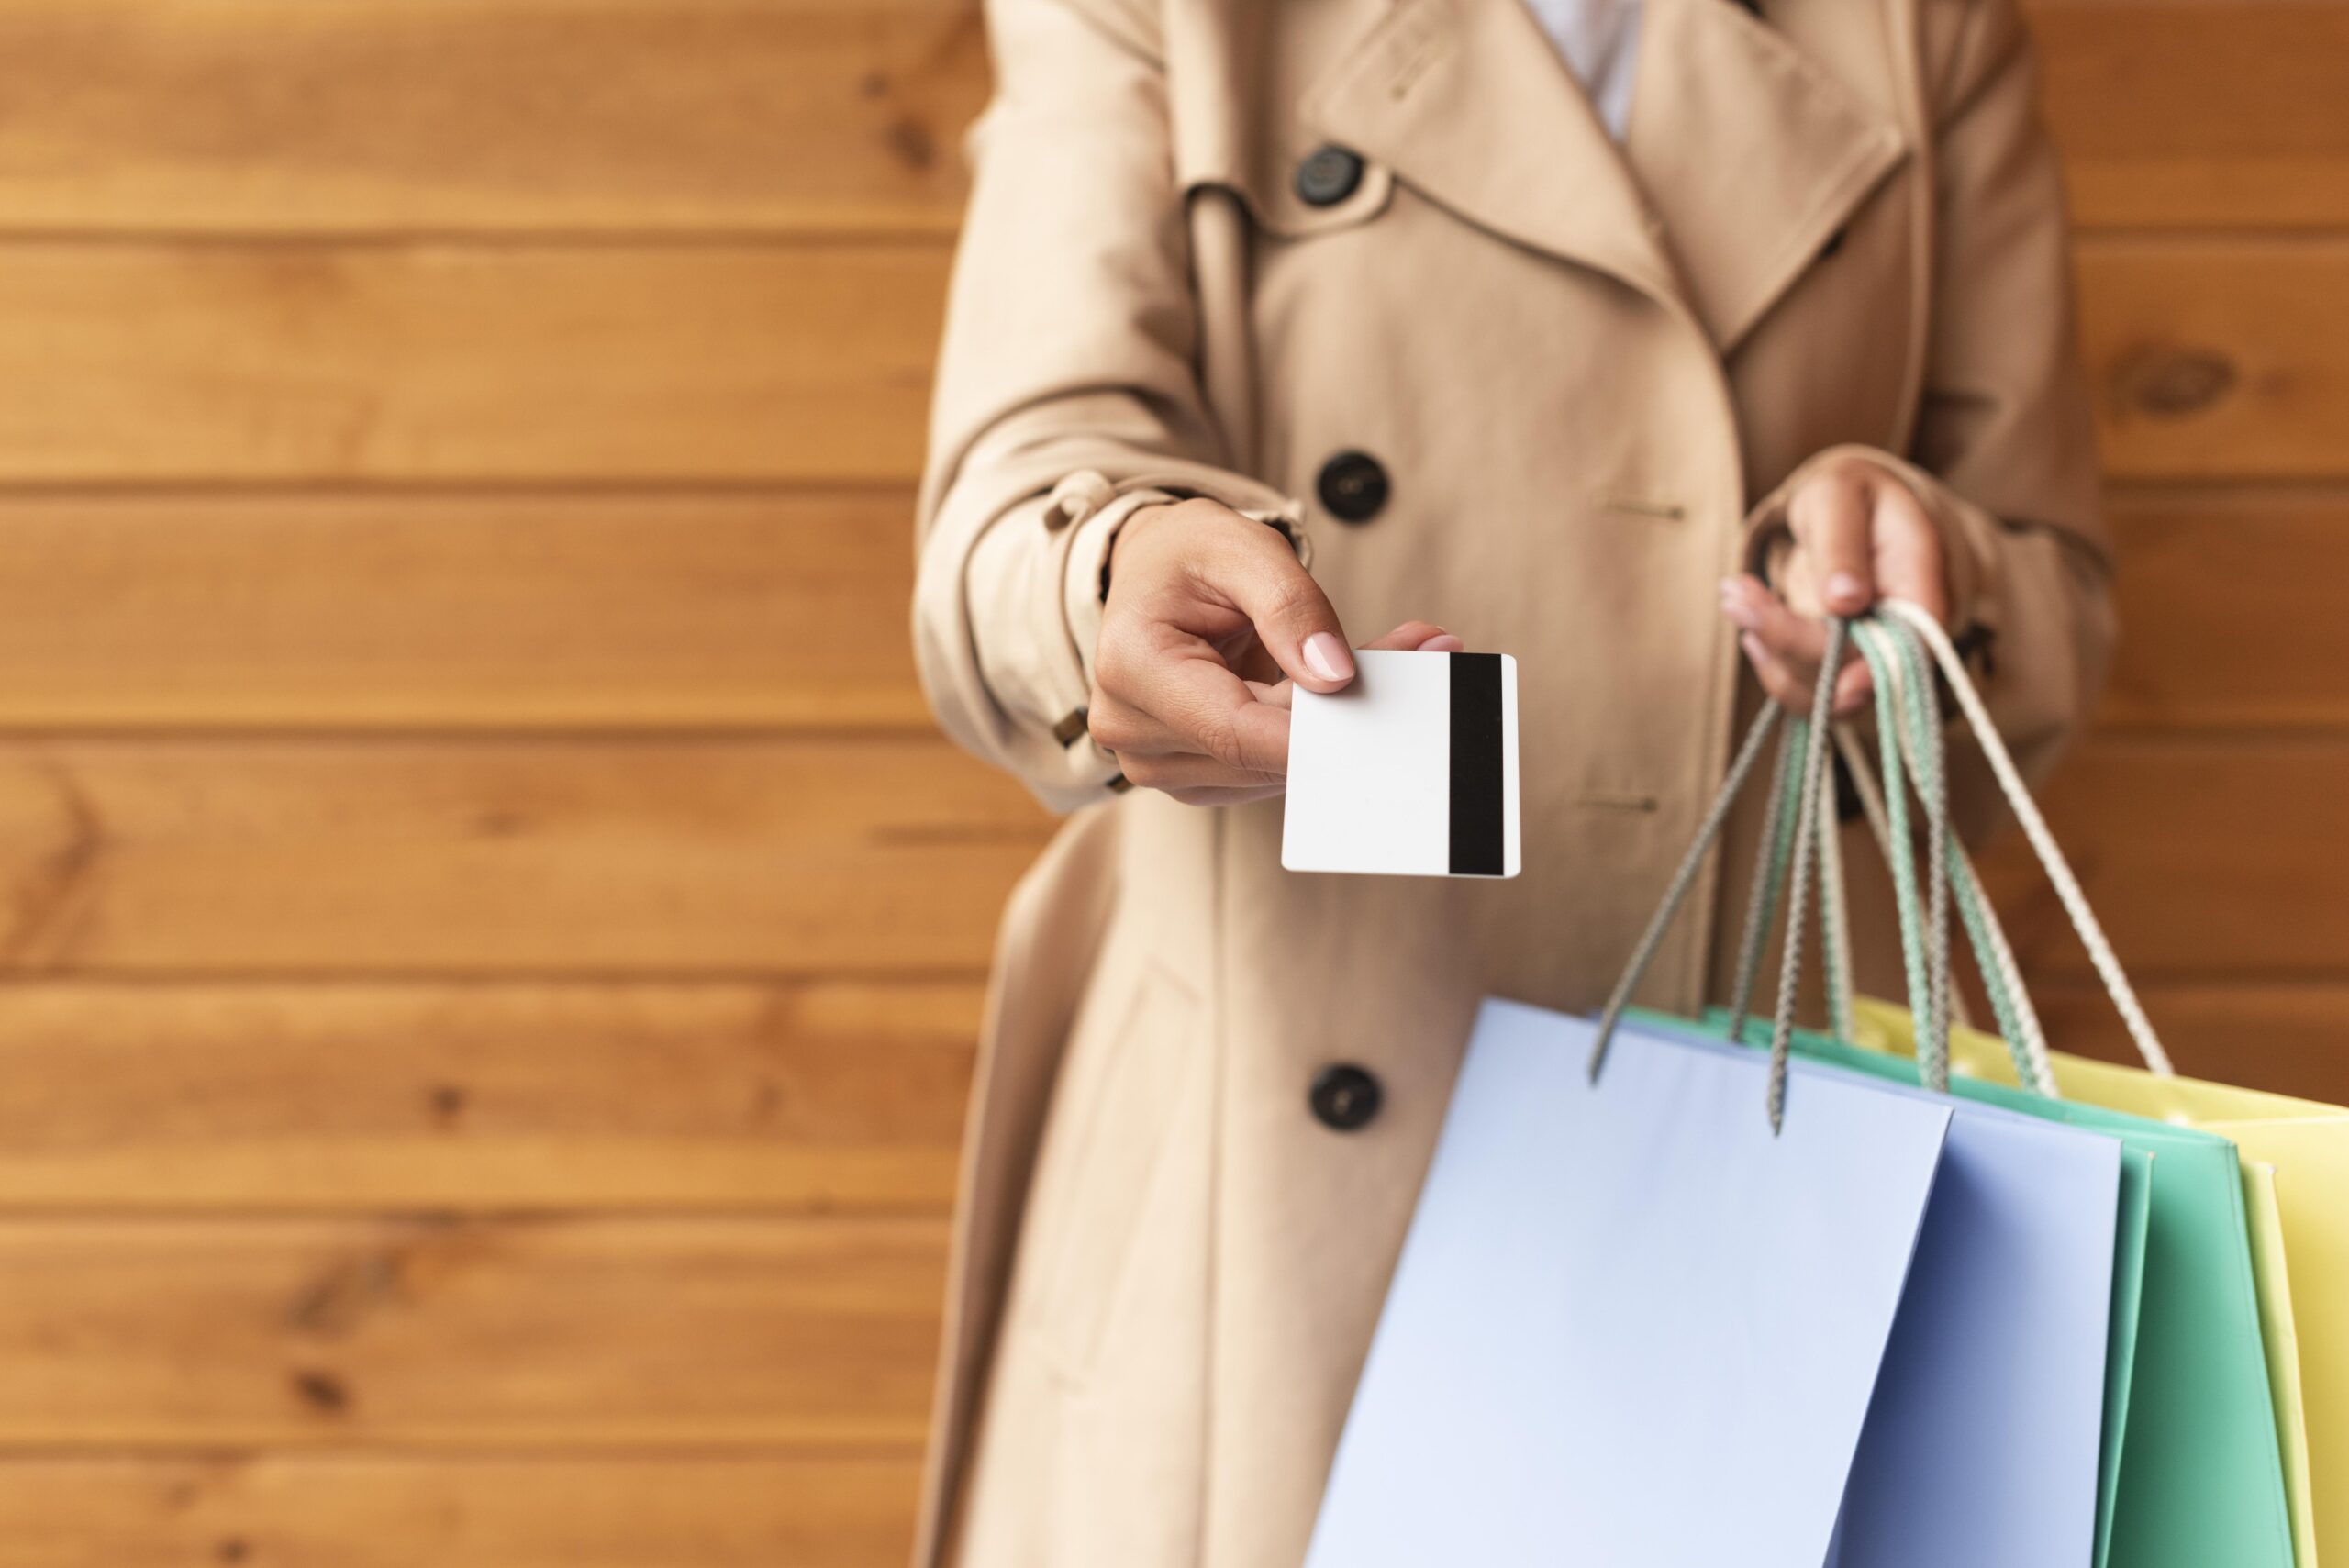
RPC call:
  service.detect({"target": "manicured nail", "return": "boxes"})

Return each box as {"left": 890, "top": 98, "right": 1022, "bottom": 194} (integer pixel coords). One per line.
{"left": 1421, "top": 634, "right": 1466, "bottom": 653}
{"left": 1721, "top": 594, "right": 1760, "bottom": 631}
{"left": 1304, "top": 632, "right": 1354, "bottom": 684}
{"left": 1827, "top": 572, "right": 1868, "bottom": 608}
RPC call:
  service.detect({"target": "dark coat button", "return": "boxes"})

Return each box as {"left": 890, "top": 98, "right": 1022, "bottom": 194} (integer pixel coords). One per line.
{"left": 1295, "top": 145, "right": 1365, "bottom": 207}
{"left": 1310, "top": 1063, "right": 1383, "bottom": 1131}
{"left": 1316, "top": 450, "right": 1389, "bottom": 523}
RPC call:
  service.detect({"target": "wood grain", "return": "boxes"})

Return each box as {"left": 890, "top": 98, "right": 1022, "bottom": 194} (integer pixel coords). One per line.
{"left": 0, "top": 239, "right": 2337, "bottom": 484}
{"left": 2077, "top": 239, "right": 2349, "bottom": 483}
{"left": 0, "top": 491, "right": 928, "bottom": 731}
{"left": 2101, "top": 488, "right": 2349, "bottom": 730}
{"left": 2032, "top": 980, "right": 2349, "bottom": 1107}
{"left": 0, "top": 732, "right": 2322, "bottom": 985}
{"left": 0, "top": 0, "right": 986, "bottom": 237}
{"left": 2031, "top": 0, "right": 2349, "bottom": 230}
{"left": 0, "top": 0, "right": 2338, "bottom": 236}
{"left": 0, "top": 1453, "right": 918, "bottom": 1568}
{"left": 0, "top": 1217, "right": 941, "bottom": 1446}
{"left": 0, "top": 737, "right": 1043, "bottom": 975}
{"left": 1979, "top": 736, "right": 2349, "bottom": 981}
{"left": 0, "top": 982, "right": 977, "bottom": 1211}
{"left": 0, "top": 243, "right": 941, "bottom": 483}
{"left": 0, "top": 486, "right": 2337, "bottom": 735}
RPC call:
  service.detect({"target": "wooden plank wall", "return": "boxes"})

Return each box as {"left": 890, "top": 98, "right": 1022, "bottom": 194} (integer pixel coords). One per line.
{"left": 0, "top": 0, "right": 2337, "bottom": 1560}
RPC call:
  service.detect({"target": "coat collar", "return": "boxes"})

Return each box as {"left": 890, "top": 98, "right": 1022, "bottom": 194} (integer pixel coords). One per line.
{"left": 1302, "top": 0, "right": 1909, "bottom": 351}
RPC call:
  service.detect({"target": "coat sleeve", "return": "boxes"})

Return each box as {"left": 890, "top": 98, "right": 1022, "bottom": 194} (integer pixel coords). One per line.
{"left": 1745, "top": 0, "right": 2115, "bottom": 830}
{"left": 911, "top": 0, "right": 1305, "bottom": 813}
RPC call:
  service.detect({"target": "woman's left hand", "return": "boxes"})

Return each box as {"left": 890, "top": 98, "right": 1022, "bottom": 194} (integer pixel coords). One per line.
{"left": 1720, "top": 452, "right": 1949, "bottom": 718}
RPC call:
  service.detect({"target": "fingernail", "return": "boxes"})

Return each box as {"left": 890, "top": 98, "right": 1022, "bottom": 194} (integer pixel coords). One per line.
{"left": 1721, "top": 595, "right": 1759, "bottom": 631}
{"left": 1421, "top": 634, "right": 1466, "bottom": 653}
{"left": 1741, "top": 632, "right": 1768, "bottom": 663}
{"left": 1304, "top": 632, "right": 1354, "bottom": 684}
{"left": 1827, "top": 573, "right": 1869, "bottom": 608}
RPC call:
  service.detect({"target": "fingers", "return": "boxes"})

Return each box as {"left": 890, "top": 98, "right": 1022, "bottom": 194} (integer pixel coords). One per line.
{"left": 1191, "top": 519, "right": 1358, "bottom": 692}
{"left": 1786, "top": 463, "right": 1876, "bottom": 617}
{"left": 1116, "top": 747, "right": 1285, "bottom": 795}
{"left": 1091, "top": 620, "right": 1466, "bottom": 805}
{"left": 1093, "top": 497, "right": 1462, "bottom": 807}
{"left": 1097, "top": 639, "right": 1294, "bottom": 775}
{"left": 1362, "top": 619, "right": 1459, "bottom": 653}
{"left": 1868, "top": 481, "right": 1949, "bottom": 627}
{"left": 1740, "top": 630, "right": 1874, "bottom": 718}
{"left": 1722, "top": 577, "right": 1826, "bottom": 667}
{"left": 1723, "top": 575, "right": 1872, "bottom": 717}
{"left": 1227, "top": 625, "right": 1459, "bottom": 733}
{"left": 1733, "top": 457, "right": 1956, "bottom": 718}
{"left": 1093, "top": 624, "right": 1462, "bottom": 762}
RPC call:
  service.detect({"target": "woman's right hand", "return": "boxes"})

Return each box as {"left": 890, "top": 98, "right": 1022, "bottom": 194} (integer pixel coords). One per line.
{"left": 1085, "top": 498, "right": 1460, "bottom": 806}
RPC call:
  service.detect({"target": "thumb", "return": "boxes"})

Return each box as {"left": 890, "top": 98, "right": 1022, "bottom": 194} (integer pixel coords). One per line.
{"left": 1210, "top": 531, "right": 1355, "bottom": 693}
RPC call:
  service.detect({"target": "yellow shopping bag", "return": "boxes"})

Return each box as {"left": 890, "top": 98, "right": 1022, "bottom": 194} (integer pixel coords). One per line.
{"left": 1858, "top": 996, "right": 2343, "bottom": 1567}
{"left": 2247, "top": 1162, "right": 2321, "bottom": 1568}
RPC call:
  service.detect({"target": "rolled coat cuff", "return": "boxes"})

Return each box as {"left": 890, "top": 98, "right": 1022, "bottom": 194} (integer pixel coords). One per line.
{"left": 939, "top": 462, "right": 1306, "bottom": 814}
{"left": 1741, "top": 443, "right": 1995, "bottom": 645}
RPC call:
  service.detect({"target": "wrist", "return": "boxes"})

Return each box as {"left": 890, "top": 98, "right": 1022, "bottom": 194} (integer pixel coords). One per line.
{"left": 1104, "top": 498, "right": 1184, "bottom": 597}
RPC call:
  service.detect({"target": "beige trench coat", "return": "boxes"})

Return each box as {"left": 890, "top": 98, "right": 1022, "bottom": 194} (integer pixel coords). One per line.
{"left": 910, "top": 0, "right": 2113, "bottom": 1562}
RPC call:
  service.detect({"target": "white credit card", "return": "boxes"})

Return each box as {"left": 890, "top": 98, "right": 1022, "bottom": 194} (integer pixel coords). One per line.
{"left": 1282, "top": 650, "right": 1520, "bottom": 878}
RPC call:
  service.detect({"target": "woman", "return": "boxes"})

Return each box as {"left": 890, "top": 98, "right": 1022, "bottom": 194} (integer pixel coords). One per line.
{"left": 909, "top": 0, "right": 2112, "bottom": 1561}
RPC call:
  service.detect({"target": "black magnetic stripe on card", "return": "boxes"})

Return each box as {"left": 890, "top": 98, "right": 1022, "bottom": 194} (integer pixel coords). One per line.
{"left": 1448, "top": 652, "right": 1505, "bottom": 876}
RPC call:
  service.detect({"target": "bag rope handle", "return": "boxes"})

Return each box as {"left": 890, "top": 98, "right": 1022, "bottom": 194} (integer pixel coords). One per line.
{"left": 1852, "top": 618, "right": 2057, "bottom": 1095}
{"left": 1877, "top": 599, "right": 2174, "bottom": 1077}
{"left": 1586, "top": 699, "right": 1782, "bottom": 1084}
{"left": 1760, "top": 617, "right": 1852, "bottom": 1130}
{"left": 1588, "top": 616, "right": 1854, "bottom": 1129}
{"left": 1723, "top": 717, "right": 1807, "bottom": 1046}
{"left": 1814, "top": 736, "right": 1858, "bottom": 1047}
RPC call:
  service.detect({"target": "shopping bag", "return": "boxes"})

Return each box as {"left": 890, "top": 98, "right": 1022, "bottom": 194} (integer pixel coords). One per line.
{"left": 2108, "top": 1147, "right": 2155, "bottom": 1566}
{"left": 1740, "top": 1006, "right": 2286, "bottom": 1568}
{"left": 1818, "top": 606, "right": 2297, "bottom": 1568}
{"left": 1703, "top": 609, "right": 2148, "bottom": 1567}
{"left": 1631, "top": 1011, "right": 2125, "bottom": 1568}
{"left": 1672, "top": 1006, "right": 2154, "bottom": 1568}
{"left": 1863, "top": 997, "right": 2338, "bottom": 1568}
{"left": 2247, "top": 1163, "right": 2322, "bottom": 1568}
{"left": 1323, "top": 614, "right": 2124, "bottom": 1568}
{"left": 1303, "top": 1000, "right": 1953, "bottom": 1568}
{"left": 2243, "top": 1128, "right": 2349, "bottom": 1564}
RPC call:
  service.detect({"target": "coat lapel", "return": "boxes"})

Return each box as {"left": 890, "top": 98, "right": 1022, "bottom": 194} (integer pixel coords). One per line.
{"left": 1302, "top": 0, "right": 1909, "bottom": 353}
{"left": 1625, "top": 0, "right": 1910, "bottom": 351}
{"left": 1303, "top": 0, "right": 1687, "bottom": 317}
